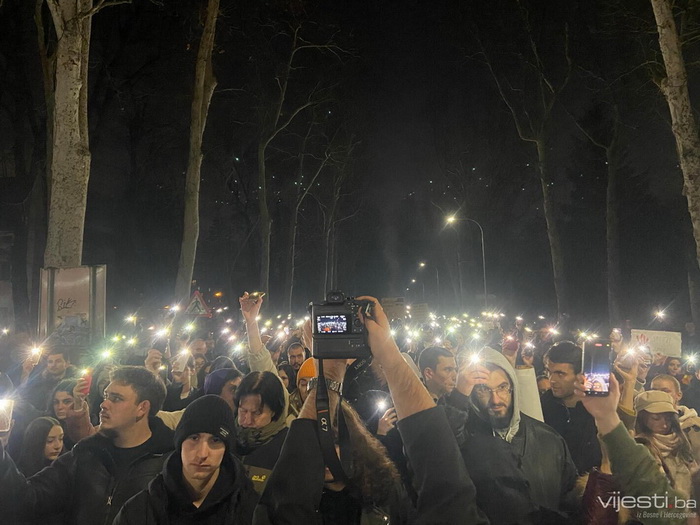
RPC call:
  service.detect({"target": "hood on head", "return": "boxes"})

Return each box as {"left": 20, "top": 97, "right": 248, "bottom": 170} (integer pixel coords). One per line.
{"left": 470, "top": 347, "right": 521, "bottom": 442}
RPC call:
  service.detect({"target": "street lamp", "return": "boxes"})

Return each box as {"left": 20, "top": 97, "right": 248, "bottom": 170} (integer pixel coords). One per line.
{"left": 445, "top": 215, "right": 488, "bottom": 308}
{"left": 418, "top": 261, "right": 440, "bottom": 307}
{"left": 410, "top": 278, "right": 425, "bottom": 302}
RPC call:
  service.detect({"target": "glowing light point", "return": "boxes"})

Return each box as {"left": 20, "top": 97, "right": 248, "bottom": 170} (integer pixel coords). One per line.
{"left": 377, "top": 400, "right": 388, "bottom": 411}
{"left": 470, "top": 353, "right": 481, "bottom": 365}
{"left": 127, "top": 338, "right": 137, "bottom": 346}
{"left": 101, "top": 350, "right": 112, "bottom": 359}
{"left": 183, "top": 323, "right": 195, "bottom": 333}
{"left": 31, "top": 347, "right": 41, "bottom": 355}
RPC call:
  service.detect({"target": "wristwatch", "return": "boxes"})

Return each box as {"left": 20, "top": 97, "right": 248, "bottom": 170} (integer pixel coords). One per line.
{"left": 307, "top": 377, "right": 343, "bottom": 394}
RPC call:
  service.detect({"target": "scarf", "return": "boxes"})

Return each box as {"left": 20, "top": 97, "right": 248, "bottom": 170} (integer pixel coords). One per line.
{"left": 234, "top": 403, "right": 288, "bottom": 455}
{"left": 234, "top": 373, "right": 292, "bottom": 455}
{"left": 678, "top": 405, "right": 700, "bottom": 430}
{"left": 650, "top": 432, "right": 682, "bottom": 458}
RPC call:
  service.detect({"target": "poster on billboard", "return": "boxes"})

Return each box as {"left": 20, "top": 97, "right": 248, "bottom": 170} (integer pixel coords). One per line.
{"left": 39, "top": 266, "right": 106, "bottom": 360}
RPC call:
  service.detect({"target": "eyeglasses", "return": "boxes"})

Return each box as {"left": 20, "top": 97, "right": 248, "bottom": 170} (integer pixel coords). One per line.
{"left": 474, "top": 384, "right": 512, "bottom": 398}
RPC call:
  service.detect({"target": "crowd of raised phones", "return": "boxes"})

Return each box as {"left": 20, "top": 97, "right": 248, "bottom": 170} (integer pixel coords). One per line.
{"left": 1, "top": 294, "right": 700, "bottom": 524}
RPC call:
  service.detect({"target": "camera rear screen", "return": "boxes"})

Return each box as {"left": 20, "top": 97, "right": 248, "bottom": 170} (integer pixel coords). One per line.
{"left": 583, "top": 342, "right": 611, "bottom": 395}
{"left": 316, "top": 314, "right": 349, "bottom": 334}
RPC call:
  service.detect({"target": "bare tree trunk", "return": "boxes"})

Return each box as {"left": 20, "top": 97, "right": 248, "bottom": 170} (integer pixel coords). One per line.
{"left": 35, "top": 0, "right": 55, "bottom": 205}
{"left": 606, "top": 137, "right": 623, "bottom": 325}
{"left": 257, "top": 142, "right": 271, "bottom": 295}
{"left": 651, "top": 0, "right": 700, "bottom": 272}
{"left": 688, "top": 238, "right": 700, "bottom": 327}
{"left": 536, "top": 138, "right": 568, "bottom": 314}
{"left": 174, "top": 0, "right": 219, "bottom": 302}
{"left": 43, "top": 0, "right": 92, "bottom": 268}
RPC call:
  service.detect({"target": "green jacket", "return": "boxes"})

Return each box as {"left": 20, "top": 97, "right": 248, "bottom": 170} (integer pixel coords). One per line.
{"left": 601, "top": 422, "right": 693, "bottom": 525}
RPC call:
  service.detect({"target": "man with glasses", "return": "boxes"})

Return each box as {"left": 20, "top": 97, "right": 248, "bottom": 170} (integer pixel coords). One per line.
{"left": 448, "top": 346, "right": 577, "bottom": 523}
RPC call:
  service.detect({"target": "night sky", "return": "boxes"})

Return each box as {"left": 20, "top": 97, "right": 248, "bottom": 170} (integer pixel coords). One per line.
{"left": 0, "top": 0, "right": 696, "bottom": 331}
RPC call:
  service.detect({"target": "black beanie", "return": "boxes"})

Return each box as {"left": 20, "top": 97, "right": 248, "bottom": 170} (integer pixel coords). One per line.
{"left": 174, "top": 395, "right": 235, "bottom": 452}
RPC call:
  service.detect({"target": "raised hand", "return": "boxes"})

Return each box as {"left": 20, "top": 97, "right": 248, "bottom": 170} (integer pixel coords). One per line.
{"left": 377, "top": 407, "right": 398, "bottom": 436}
{"left": 239, "top": 291, "right": 264, "bottom": 323}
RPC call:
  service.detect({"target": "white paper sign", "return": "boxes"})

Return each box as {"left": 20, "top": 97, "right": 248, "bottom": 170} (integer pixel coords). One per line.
{"left": 630, "top": 329, "right": 682, "bottom": 357}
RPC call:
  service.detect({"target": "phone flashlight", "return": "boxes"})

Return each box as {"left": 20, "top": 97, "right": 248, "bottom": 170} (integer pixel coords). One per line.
{"left": 0, "top": 399, "right": 15, "bottom": 433}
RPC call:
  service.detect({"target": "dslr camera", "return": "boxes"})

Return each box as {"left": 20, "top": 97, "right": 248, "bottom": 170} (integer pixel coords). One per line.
{"left": 310, "top": 291, "right": 373, "bottom": 359}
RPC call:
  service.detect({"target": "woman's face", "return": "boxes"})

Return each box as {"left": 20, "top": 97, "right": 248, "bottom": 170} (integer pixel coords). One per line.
{"left": 278, "top": 369, "right": 289, "bottom": 389}
{"left": 44, "top": 425, "right": 64, "bottom": 461}
{"left": 53, "top": 391, "right": 74, "bottom": 420}
{"left": 219, "top": 378, "right": 242, "bottom": 411}
{"left": 647, "top": 412, "right": 672, "bottom": 435}
{"left": 667, "top": 359, "right": 682, "bottom": 376}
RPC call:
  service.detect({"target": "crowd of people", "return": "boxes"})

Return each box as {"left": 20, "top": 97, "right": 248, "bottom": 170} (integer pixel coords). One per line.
{"left": 1, "top": 294, "right": 700, "bottom": 524}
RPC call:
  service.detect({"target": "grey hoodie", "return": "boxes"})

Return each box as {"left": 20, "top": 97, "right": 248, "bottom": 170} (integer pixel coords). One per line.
{"left": 468, "top": 347, "right": 522, "bottom": 443}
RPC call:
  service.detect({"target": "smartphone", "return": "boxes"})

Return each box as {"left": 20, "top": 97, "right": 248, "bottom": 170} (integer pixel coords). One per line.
{"left": 583, "top": 340, "right": 612, "bottom": 396}
{"left": 79, "top": 369, "right": 93, "bottom": 396}
{"left": 0, "top": 399, "right": 14, "bottom": 433}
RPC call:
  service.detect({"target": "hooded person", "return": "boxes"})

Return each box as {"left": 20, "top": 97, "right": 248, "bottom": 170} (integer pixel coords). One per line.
{"left": 113, "top": 395, "right": 258, "bottom": 525}
{"left": 445, "top": 347, "right": 578, "bottom": 524}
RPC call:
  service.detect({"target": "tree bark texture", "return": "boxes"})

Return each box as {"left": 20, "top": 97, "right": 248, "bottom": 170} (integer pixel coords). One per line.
{"left": 651, "top": 0, "right": 700, "bottom": 273}
{"left": 43, "top": 0, "right": 92, "bottom": 268}
{"left": 536, "top": 139, "right": 569, "bottom": 315}
{"left": 606, "top": 137, "right": 623, "bottom": 326}
{"left": 174, "top": 0, "right": 219, "bottom": 302}
{"left": 257, "top": 141, "right": 271, "bottom": 296}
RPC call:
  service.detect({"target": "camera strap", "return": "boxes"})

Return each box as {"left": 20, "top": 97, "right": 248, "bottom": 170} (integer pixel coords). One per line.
{"left": 315, "top": 359, "right": 350, "bottom": 485}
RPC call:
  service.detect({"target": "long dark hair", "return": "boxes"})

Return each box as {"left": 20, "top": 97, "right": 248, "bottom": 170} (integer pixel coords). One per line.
{"left": 234, "top": 371, "right": 285, "bottom": 421}
{"left": 47, "top": 379, "right": 77, "bottom": 416}
{"left": 636, "top": 410, "right": 694, "bottom": 463}
{"left": 277, "top": 363, "right": 296, "bottom": 393}
{"left": 341, "top": 402, "right": 400, "bottom": 507}
{"left": 17, "top": 417, "right": 62, "bottom": 477}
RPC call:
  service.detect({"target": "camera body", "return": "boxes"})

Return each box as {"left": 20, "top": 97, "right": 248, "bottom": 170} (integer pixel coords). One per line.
{"left": 310, "top": 291, "right": 372, "bottom": 359}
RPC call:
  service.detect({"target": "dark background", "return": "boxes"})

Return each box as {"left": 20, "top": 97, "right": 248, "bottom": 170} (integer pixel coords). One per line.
{"left": 0, "top": 0, "right": 695, "bottom": 332}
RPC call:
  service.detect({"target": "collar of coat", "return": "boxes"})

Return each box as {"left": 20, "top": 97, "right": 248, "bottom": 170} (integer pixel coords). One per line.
{"left": 73, "top": 415, "right": 175, "bottom": 460}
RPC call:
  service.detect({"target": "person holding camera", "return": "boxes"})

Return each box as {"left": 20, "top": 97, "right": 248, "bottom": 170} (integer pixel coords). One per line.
{"left": 254, "top": 295, "right": 487, "bottom": 524}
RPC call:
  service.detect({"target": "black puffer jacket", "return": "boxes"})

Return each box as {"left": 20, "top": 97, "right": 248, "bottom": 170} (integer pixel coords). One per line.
{"left": 113, "top": 451, "right": 257, "bottom": 525}
{"left": 0, "top": 416, "right": 173, "bottom": 525}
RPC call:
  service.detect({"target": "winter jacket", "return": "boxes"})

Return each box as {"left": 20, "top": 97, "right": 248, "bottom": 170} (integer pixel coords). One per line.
{"left": 0, "top": 416, "right": 174, "bottom": 525}
{"left": 236, "top": 427, "right": 288, "bottom": 494}
{"left": 541, "top": 388, "right": 602, "bottom": 473}
{"left": 448, "top": 348, "right": 578, "bottom": 524}
{"left": 162, "top": 384, "right": 202, "bottom": 412}
{"left": 254, "top": 406, "right": 488, "bottom": 525}
{"left": 252, "top": 416, "right": 409, "bottom": 525}
{"left": 112, "top": 450, "right": 257, "bottom": 525}
{"left": 601, "top": 422, "right": 689, "bottom": 525}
